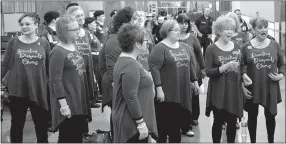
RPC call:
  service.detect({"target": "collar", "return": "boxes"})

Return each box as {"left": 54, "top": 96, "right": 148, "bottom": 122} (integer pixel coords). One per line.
{"left": 46, "top": 26, "right": 56, "bottom": 35}
{"left": 96, "top": 21, "right": 104, "bottom": 27}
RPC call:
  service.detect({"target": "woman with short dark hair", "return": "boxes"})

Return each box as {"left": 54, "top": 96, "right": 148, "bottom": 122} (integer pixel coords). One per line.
{"left": 149, "top": 20, "right": 199, "bottom": 143}
{"left": 177, "top": 13, "right": 205, "bottom": 136}
{"left": 100, "top": 6, "right": 137, "bottom": 110}
{"left": 241, "top": 17, "right": 285, "bottom": 143}
{"left": 1, "top": 12, "right": 50, "bottom": 143}
{"left": 112, "top": 23, "right": 157, "bottom": 143}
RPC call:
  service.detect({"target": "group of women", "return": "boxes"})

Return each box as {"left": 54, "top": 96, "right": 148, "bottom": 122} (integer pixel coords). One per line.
{"left": 1, "top": 4, "right": 284, "bottom": 143}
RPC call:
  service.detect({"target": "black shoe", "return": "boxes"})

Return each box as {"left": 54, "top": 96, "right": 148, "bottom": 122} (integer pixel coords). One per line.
{"left": 192, "top": 120, "right": 199, "bottom": 126}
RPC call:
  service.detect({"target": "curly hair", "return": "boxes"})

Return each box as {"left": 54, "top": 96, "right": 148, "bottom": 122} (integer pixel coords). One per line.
{"left": 212, "top": 16, "right": 235, "bottom": 38}
{"left": 18, "top": 12, "right": 40, "bottom": 24}
{"left": 110, "top": 6, "right": 135, "bottom": 34}
{"left": 226, "top": 12, "right": 241, "bottom": 32}
{"left": 117, "top": 24, "right": 145, "bottom": 53}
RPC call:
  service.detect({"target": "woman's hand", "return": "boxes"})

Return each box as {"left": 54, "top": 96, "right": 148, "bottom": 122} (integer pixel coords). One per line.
{"left": 268, "top": 73, "right": 284, "bottom": 81}
{"left": 58, "top": 99, "right": 71, "bottom": 118}
{"left": 156, "top": 87, "right": 165, "bottom": 102}
{"left": 242, "top": 83, "right": 253, "bottom": 99}
{"left": 137, "top": 122, "right": 149, "bottom": 140}
{"left": 219, "top": 60, "right": 239, "bottom": 73}
{"left": 201, "top": 69, "right": 206, "bottom": 78}
{"left": 60, "top": 105, "right": 71, "bottom": 118}
{"left": 242, "top": 73, "right": 252, "bottom": 86}
{"left": 193, "top": 81, "right": 200, "bottom": 95}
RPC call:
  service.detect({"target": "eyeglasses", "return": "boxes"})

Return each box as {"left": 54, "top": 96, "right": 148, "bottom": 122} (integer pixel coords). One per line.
{"left": 68, "top": 27, "right": 80, "bottom": 32}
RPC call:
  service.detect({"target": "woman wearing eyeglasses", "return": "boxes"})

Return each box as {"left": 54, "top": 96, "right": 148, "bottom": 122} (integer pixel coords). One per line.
{"left": 149, "top": 20, "right": 199, "bottom": 143}
{"left": 66, "top": 6, "right": 95, "bottom": 135}
{"left": 1, "top": 12, "right": 50, "bottom": 143}
{"left": 49, "top": 15, "right": 88, "bottom": 143}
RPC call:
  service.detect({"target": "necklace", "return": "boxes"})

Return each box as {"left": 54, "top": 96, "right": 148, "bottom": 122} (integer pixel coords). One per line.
{"left": 21, "top": 35, "right": 38, "bottom": 44}
{"left": 251, "top": 38, "right": 270, "bottom": 48}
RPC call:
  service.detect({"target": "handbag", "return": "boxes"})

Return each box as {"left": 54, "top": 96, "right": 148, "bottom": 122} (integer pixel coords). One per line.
{"left": 83, "top": 129, "right": 113, "bottom": 143}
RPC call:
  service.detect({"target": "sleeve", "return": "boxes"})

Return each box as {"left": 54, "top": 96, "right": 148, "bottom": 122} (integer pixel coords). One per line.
{"left": 121, "top": 65, "right": 143, "bottom": 120}
{"left": 214, "top": 36, "right": 218, "bottom": 42}
{"left": 244, "top": 21, "right": 249, "bottom": 32}
{"left": 240, "top": 43, "right": 248, "bottom": 74}
{"left": 1, "top": 37, "right": 16, "bottom": 79}
{"left": 195, "top": 18, "right": 200, "bottom": 28}
{"left": 274, "top": 42, "right": 285, "bottom": 75}
{"left": 205, "top": 45, "right": 221, "bottom": 77}
{"left": 191, "top": 34, "right": 205, "bottom": 69}
{"left": 242, "top": 33, "right": 247, "bottom": 44}
{"left": 189, "top": 59, "right": 197, "bottom": 82}
{"left": 184, "top": 43, "right": 197, "bottom": 82}
{"left": 148, "top": 45, "right": 165, "bottom": 86}
{"left": 41, "top": 38, "right": 51, "bottom": 77}
{"left": 105, "top": 38, "right": 122, "bottom": 82}
{"left": 49, "top": 49, "right": 66, "bottom": 99}
{"left": 99, "top": 47, "right": 106, "bottom": 76}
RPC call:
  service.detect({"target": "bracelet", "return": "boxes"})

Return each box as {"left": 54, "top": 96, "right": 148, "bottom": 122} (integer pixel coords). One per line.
{"left": 137, "top": 122, "right": 146, "bottom": 129}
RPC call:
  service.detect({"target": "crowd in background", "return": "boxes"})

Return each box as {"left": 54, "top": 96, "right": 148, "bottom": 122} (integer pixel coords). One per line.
{"left": 1, "top": 2, "right": 285, "bottom": 143}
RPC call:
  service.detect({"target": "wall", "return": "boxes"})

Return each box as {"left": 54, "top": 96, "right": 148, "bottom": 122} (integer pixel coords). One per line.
{"left": 232, "top": 1, "right": 275, "bottom": 22}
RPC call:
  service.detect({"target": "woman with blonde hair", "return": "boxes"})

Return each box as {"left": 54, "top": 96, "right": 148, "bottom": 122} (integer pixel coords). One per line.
{"left": 49, "top": 14, "right": 88, "bottom": 143}
{"left": 205, "top": 16, "right": 246, "bottom": 143}
{"left": 66, "top": 5, "right": 95, "bottom": 136}
{"left": 214, "top": 12, "right": 247, "bottom": 47}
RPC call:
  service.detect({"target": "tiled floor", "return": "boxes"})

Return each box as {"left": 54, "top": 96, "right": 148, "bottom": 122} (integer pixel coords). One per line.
{"left": 1, "top": 78, "right": 285, "bottom": 143}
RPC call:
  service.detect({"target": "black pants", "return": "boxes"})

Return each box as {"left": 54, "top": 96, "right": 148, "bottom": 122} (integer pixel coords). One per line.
{"left": 198, "top": 37, "right": 212, "bottom": 57}
{"left": 83, "top": 118, "right": 89, "bottom": 134}
{"left": 58, "top": 115, "right": 86, "bottom": 143}
{"left": 181, "top": 105, "right": 192, "bottom": 133}
{"left": 155, "top": 102, "right": 184, "bottom": 143}
{"left": 212, "top": 108, "right": 237, "bottom": 143}
{"left": 126, "top": 132, "right": 148, "bottom": 143}
{"left": 9, "top": 96, "right": 49, "bottom": 143}
{"left": 192, "top": 94, "right": 200, "bottom": 121}
{"left": 92, "top": 55, "right": 102, "bottom": 95}
{"left": 247, "top": 103, "right": 276, "bottom": 143}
